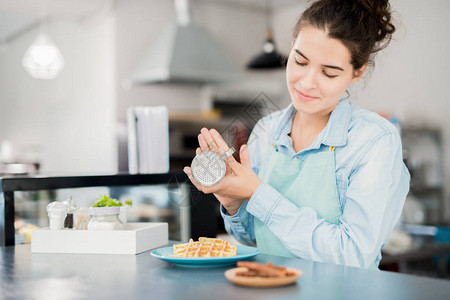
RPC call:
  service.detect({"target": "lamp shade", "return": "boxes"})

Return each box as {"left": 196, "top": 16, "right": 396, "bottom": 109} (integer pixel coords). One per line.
{"left": 22, "top": 34, "right": 65, "bottom": 80}
{"left": 247, "top": 29, "right": 286, "bottom": 69}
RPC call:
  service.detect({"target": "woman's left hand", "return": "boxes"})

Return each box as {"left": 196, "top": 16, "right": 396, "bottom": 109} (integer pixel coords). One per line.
{"left": 183, "top": 128, "right": 262, "bottom": 212}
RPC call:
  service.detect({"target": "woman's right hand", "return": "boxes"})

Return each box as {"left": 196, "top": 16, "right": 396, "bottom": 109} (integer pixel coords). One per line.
{"left": 184, "top": 128, "right": 258, "bottom": 215}
{"left": 192, "top": 145, "right": 244, "bottom": 215}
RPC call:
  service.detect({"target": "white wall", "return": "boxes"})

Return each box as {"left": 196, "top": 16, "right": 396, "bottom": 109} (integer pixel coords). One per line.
{"left": 353, "top": 0, "right": 450, "bottom": 220}
{"left": 274, "top": 0, "right": 450, "bottom": 219}
{"left": 0, "top": 13, "right": 117, "bottom": 173}
{"left": 0, "top": 0, "right": 272, "bottom": 173}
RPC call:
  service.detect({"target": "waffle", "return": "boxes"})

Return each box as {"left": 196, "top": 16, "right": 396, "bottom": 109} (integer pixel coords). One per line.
{"left": 173, "top": 237, "right": 237, "bottom": 257}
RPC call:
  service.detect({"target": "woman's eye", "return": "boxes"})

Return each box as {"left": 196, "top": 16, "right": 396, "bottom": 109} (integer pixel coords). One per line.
{"left": 294, "top": 59, "right": 307, "bottom": 66}
{"left": 323, "top": 70, "right": 337, "bottom": 78}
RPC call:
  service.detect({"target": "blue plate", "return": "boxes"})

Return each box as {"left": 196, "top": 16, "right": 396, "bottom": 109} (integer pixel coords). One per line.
{"left": 151, "top": 245, "right": 260, "bottom": 267}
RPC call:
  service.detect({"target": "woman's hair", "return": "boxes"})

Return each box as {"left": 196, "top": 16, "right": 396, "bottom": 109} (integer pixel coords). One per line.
{"left": 293, "top": 0, "right": 396, "bottom": 70}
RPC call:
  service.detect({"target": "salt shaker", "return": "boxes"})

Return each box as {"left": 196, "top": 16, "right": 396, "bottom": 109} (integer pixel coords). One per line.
{"left": 47, "top": 201, "right": 67, "bottom": 230}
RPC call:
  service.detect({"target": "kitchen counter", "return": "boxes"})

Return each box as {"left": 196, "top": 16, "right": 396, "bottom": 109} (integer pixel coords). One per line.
{"left": 1, "top": 244, "right": 449, "bottom": 300}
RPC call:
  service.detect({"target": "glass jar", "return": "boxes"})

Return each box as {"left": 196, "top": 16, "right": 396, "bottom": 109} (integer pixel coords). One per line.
{"left": 87, "top": 207, "right": 124, "bottom": 230}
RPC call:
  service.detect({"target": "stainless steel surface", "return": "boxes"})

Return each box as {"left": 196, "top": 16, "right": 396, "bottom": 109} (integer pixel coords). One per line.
{"left": 2, "top": 244, "right": 450, "bottom": 300}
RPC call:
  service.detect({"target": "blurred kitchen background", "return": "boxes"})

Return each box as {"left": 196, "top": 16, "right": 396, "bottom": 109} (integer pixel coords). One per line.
{"left": 1, "top": 0, "right": 450, "bottom": 277}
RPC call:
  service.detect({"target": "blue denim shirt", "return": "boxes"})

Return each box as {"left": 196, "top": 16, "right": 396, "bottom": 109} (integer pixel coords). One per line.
{"left": 221, "top": 99, "right": 410, "bottom": 268}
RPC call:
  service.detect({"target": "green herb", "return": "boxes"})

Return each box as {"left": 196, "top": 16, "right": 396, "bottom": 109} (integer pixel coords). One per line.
{"left": 92, "top": 195, "right": 123, "bottom": 207}
{"left": 125, "top": 199, "right": 133, "bottom": 207}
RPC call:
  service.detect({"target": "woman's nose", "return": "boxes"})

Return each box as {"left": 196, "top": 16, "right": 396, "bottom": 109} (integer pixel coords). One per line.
{"left": 301, "top": 69, "right": 318, "bottom": 90}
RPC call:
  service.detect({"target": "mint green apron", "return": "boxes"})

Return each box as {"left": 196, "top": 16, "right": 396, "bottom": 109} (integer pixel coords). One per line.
{"left": 254, "top": 144, "right": 341, "bottom": 258}
{"left": 254, "top": 144, "right": 378, "bottom": 269}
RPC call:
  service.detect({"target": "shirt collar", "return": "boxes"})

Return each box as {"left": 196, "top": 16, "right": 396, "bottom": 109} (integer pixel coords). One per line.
{"left": 319, "top": 99, "right": 351, "bottom": 147}
{"left": 272, "top": 98, "right": 352, "bottom": 148}
{"left": 272, "top": 104, "right": 296, "bottom": 146}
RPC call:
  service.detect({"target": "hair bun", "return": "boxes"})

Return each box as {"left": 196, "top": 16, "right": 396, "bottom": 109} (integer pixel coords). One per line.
{"left": 295, "top": 0, "right": 398, "bottom": 70}
{"left": 357, "top": 0, "right": 395, "bottom": 48}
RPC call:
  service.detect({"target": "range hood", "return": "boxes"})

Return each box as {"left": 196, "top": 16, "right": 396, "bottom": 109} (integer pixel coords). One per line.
{"left": 131, "top": 0, "right": 239, "bottom": 84}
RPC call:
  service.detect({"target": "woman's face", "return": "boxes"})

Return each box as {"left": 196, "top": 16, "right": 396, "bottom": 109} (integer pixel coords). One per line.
{"left": 286, "top": 25, "right": 365, "bottom": 117}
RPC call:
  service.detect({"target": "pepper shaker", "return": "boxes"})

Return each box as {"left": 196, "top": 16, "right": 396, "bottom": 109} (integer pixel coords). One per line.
{"left": 63, "top": 196, "right": 79, "bottom": 229}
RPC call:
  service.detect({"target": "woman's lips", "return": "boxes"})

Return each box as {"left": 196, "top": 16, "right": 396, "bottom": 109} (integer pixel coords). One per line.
{"left": 295, "top": 90, "right": 318, "bottom": 102}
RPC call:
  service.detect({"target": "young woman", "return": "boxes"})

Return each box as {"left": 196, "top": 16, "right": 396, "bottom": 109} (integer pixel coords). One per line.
{"left": 184, "top": 0, "right": 410, "bottom": 269}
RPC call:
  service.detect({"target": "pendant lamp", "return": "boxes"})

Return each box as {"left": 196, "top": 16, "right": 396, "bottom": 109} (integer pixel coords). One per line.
{"left": 22, "top": 0, "right": 64, "bottom": 80}
{"left": 22, "top": 33, "right": 65, "bottom": 80}
{"left": 247, "top": 0, "right": 286, "bottom": 69}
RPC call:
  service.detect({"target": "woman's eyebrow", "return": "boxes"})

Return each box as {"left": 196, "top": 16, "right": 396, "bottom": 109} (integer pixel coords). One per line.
{"left": 295, "top": 49, "right": 309, "bottom": 61}
{"left": 294, "top": 49, "right": 344, "bottom": 71}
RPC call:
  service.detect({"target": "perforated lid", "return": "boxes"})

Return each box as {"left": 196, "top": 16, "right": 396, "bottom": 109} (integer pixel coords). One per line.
{"left": 191, "top": 151, "right": 226, "bottom": 186}
{"left": 47, "top": 201, "right": 67, "bottom": 213}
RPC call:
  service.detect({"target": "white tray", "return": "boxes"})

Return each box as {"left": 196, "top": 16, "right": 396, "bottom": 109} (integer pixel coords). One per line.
{"left": 31, "top": 222, "right": 168, "bottom": 255}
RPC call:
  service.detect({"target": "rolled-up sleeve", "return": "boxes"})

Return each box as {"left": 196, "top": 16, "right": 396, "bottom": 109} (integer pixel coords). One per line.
{"left": 221, "top": 201, "right": 256, "bottom": 246}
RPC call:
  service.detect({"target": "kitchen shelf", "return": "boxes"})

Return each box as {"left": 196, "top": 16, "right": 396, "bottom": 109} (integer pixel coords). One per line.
{"left": 402, "top": 126, "right": 445, "bottom": 224}
{"left": 0, "top": 172, "right": 217, "bottom": 247}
